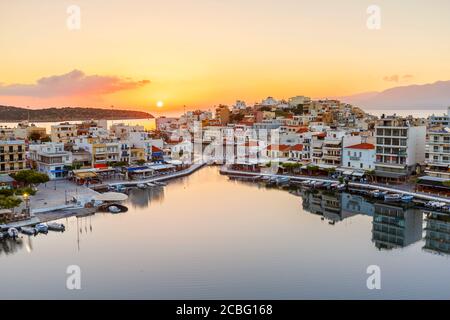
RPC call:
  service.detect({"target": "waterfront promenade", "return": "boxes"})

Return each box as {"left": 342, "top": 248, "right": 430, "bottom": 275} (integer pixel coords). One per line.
{"left": 220, "top": 167, "right": 450, "bottom": 204}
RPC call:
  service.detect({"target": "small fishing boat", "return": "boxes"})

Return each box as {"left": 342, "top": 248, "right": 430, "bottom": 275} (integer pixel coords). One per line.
{"left": 384, "top": 193, "right": 402, "bottom": 202}
{"left": 35, "top": 223, "right": 48, "bottom": 234}
{"left": 153, "top": 181, "right": 167, "bottom": 187}
{"left": 401, "top": 195, "right": 414, "bottom": 203}
{"left": 47, "top": 222, "right": 65, "bottom": 232}
{"left": 7, "top": 227, "right": 19, "bottom": 238}
{"left": 108, "top": 206, "right": 121, "bottom": 214}
{"left": 20, "top": 227, "right": 37, "bottom": 236}
{"left": 146, "top": 182, "right": 156, "bottom": 187}
{"left": 314, "top": 181, "right": 324, "bottom": 188}
{"left": 136, "top": 183, "right": 147, "bottom": 189}
{"left": 276, "top": 177, "right": 290, "bottom": 185}
{"left": 302, "top": 180, "right": 311, "bottom": 185}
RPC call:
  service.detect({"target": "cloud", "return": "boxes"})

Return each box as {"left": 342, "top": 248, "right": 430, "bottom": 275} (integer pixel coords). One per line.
{"left": 383, "top": 74, "right": 414, "bottom": 82}
{"left": 383, "top": 75, "right": 400, "bottom": 82}
{"left": 0, "top": 70, "right": 150, "bottom": 98}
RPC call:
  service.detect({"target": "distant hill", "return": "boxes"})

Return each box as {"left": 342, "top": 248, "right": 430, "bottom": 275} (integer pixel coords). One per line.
{"left": 336, "top": 80, "right": 450, "bottom": 109}
{"left": 0, "top": 106, "right": 153, "bottom": 122}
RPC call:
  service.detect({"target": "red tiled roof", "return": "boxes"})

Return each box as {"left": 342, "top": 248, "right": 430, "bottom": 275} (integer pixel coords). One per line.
{"left": 289, "top": 144, "right": 304, "bottom": 151}
{"left": 267, "top": 144, "right": 291, "bottom": 151}
{"left": 152, "top": 145, "right": 163, "bottom": 152}
{"left": 296, "top": 127, "right": 309, "bottom": 133}
{"left": 345, "top": 143, "right": 375, "bottom": 150}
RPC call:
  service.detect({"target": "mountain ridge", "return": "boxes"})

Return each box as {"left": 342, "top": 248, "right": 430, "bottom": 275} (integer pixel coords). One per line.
{"left": 0, "top": 105, "right": 153, "bottom": 122}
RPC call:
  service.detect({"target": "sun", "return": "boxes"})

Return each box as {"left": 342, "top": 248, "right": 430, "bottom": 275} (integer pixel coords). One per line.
{"left": 156, "top": 100, "right": 164, "bottom": 108}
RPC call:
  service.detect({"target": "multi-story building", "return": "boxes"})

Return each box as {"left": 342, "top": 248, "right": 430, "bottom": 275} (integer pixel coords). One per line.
{"left": 74, "top": 137, "right": 120, "bottom": 167}
{"left": 374, "top": 116, "right": 426, "bottom": 182}
{"left": 423, "top": 212, "right": 450, "bottom": 256}
{"left": 29, "top": 142, "right": 73, "bottom": 179}
{"left": 425, "top": 128, "right": 450, "bottom": 178}
{"left": 428, "top": 107, "right": 450, "bottom": 128}
{"left": 51, "top": 122, "right": 77, "bottom": 143}
{"left": 0, "top": 140, "right": 26, "bottom": 174}
{"left": 215, "top": 105, "right": 231, "bottom": 125}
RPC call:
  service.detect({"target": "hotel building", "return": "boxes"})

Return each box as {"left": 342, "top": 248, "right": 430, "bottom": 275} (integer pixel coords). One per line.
{"left": 0, "top": 140, "right": 26, "bottom": 174}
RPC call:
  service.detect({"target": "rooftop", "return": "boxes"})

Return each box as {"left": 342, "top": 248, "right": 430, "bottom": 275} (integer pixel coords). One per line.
{"left": 345, "top": 143, "right": 375, "bottom": 150}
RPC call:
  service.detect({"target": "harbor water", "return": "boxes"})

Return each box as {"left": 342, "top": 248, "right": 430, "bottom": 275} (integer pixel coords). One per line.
{"left": 1, "top": 166, "right": 450, "bottom": 299}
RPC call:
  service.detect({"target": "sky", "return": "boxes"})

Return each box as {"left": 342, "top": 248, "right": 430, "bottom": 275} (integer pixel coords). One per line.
{"left": 1, "top": 0, "right": 450, "bottom": 113}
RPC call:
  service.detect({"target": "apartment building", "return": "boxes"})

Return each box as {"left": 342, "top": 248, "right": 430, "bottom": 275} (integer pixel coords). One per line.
{"left": 29, "top": 142, "right": 73, "bottom": 179}
{"left": 74, "top": 137, "right": 120, "bottom": 167}
{"left": 374, "top": 116, "right": 426, "bottom": 182}
{"left": 51, "top": 122, "right": 77, "bottom": 143}
{"left": 0, "top": 140, "right": 26, "bottom": 174}
{"left": 425, "top": 128, "right": 450, "bottom": 178}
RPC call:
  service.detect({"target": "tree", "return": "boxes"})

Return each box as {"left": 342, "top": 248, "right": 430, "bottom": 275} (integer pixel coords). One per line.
{"left": 136, "top": 159, "right": 146, "bottom": 165}
{"left": 12, "top": 170, "right": 49, "bottom": 186}
{"left": 29, "top": 132, "right": 42, "bottom": 142}
{"left": 0, "top": 196, "right": 22, "bottom": 213}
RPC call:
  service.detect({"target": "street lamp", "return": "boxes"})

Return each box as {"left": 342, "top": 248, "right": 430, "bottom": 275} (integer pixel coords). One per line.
{"left": 23, "top": 193, "right": 30, "bottom": 217}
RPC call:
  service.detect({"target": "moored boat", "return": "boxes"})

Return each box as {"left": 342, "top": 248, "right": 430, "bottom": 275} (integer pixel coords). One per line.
{"left": 136, "top": 183, "right": 147, "bottom": 189}
{"left": 384, "top": 193, "right": 402, "bottom": 202}
{"left": 20, "top": 227, "right": 37, "bottom": 236}
{"left": 35, "top": 223, "right": 48, "bottom": 234}
{"left": 47, "top": 222, "right": 65, "bottom": 232}
{"left": 108, "top": 206, "right": 121, "bottom": 214}
{"left": 401, "top": 195, "right": 414, "bottom": 203}
{"left": 7, "top": 227, "right": 19, "bottom": 238}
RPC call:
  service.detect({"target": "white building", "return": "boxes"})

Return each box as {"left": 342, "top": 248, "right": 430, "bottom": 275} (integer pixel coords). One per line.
{"left": 375, "top": 116, "right": 426, "bottom": 182}
{"left": 29, "top": 142, "right": 73, "bottom": 179}
{"left": 342, "top": 143, "right": 376, "bottom": 171}
{"left": 426, "top": 128, "right": 450, "bottom": 178}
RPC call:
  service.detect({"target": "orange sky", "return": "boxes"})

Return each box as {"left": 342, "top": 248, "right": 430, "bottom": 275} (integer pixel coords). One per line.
{"left": 1, "top": 0, "right": 450, "bottom": 113}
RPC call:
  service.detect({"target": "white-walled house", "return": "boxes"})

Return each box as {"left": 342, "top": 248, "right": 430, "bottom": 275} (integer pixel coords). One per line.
{"left": 29, "top": 142, "right": 73, "bottom": 179}
{"left": 342, "top": 143, "right": 376, "bottom": 171}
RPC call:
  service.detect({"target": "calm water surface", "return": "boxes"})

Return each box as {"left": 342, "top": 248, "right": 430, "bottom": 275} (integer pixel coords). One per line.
{"left": 1, "top": 166, "right": 450, "bottom": 299}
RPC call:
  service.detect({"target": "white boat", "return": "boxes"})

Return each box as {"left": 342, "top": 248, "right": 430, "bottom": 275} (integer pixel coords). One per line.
{"left": 384, "top": 193, "right": 402, "bottom": 202}
{"left": 21, "top": 227, "right": 37, "bottom": 236}
{"left": 108, "top": 206, "right": 121, "bottom": 213}
{"left": 146, "top": 182, "right": 156, "bottom": 187}
{"left": 154, "top": 181, "right": 167, "bottom": 186}
{"left": 137, "top": 183, "right": 147, "bottom": 189}
{"left": 7, "top": 228, "right": 19, "bottom": 238}
{"left": 47, "top": 222, "right": 65, "bottom": 232}
{"left": 35, "top": 223, "right": 48, "bottom": 233}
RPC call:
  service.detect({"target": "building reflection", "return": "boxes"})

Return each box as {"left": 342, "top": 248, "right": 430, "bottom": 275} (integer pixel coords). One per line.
{"left": 127, "top": 186, "right": 165, "bottom": 208}
{"left": 423, "top": 211, "right": 450, "bottom": 256}
{"left": 301, "top": 190, "right": 374, "bottom": 223}
{"left": 372, "top": 203, "right": 423, "bottom": 250}
{"left": 300, "top": 189, "right": 423, "bottom": 250}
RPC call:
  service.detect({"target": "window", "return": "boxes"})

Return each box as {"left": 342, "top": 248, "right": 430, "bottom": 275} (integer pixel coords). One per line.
{"left": 348, "top": 162, "right": 351, "bottom": 167}
{"left": 360, "top": 163, "right": 363, "bottom": 168}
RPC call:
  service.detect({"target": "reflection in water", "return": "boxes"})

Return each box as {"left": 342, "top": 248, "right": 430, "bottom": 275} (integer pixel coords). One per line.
{"left": 423, "top": 212, "right": 450, "bottom": 256}
{"left": 1, "top": 167, "right": 450, "bottom": 299}
{"left": 127, "top": 186, "right": 165, "bottom": 209}
{"left": 298, "top": 188, "right": 424, "bottom": 251}
{"left": 372, "top": 203, "right": 423, "bottom": 250}
{"left": 0, "top": 238, "right": 25, "bottom": 256}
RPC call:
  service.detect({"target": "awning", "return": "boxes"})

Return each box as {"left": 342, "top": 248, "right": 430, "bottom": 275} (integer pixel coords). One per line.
{"left": 94, "top": 192, "right": 128, "bottom": 201}
{"left": 74, "top": 172, "right": 98, "bottom": 179}
{"left": 352, "top": 171, "right": 365, "bottom": 177}
{"left": 343, "top": 170, "right": 353, "bottom": 175}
